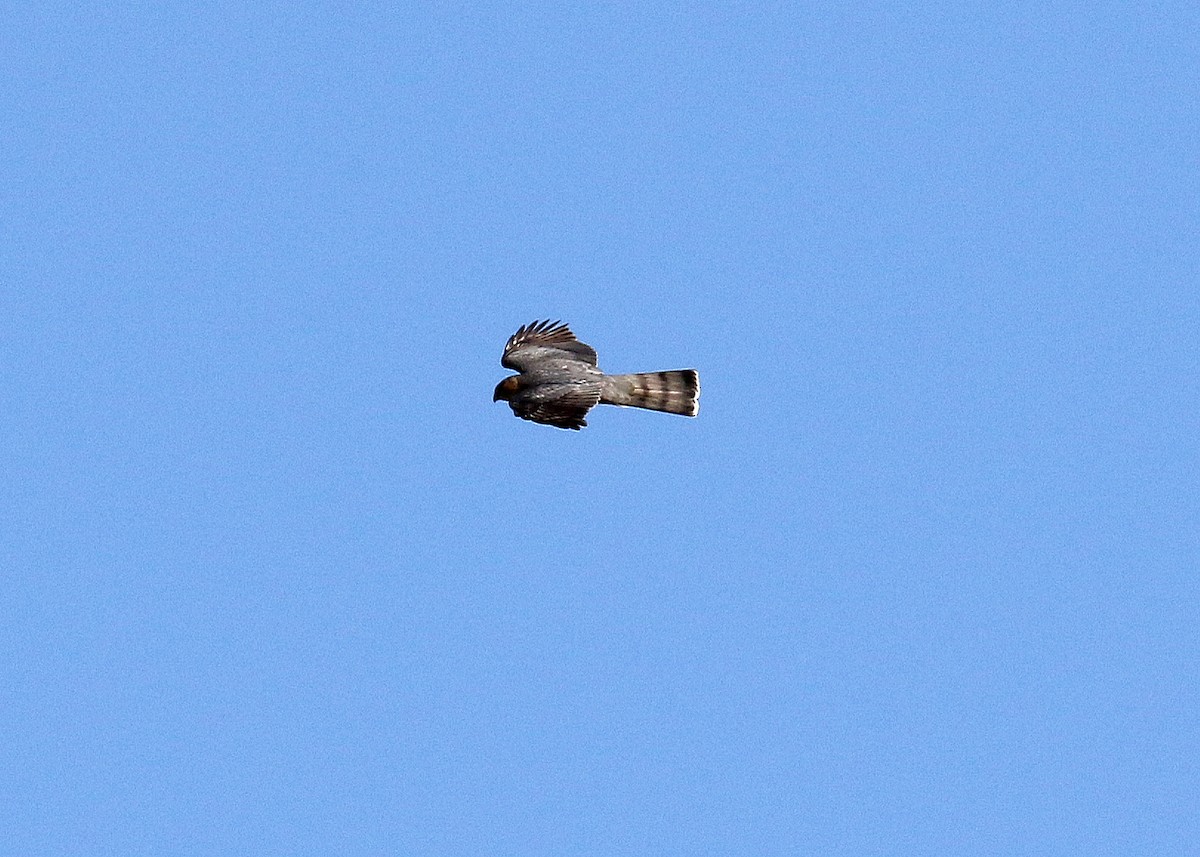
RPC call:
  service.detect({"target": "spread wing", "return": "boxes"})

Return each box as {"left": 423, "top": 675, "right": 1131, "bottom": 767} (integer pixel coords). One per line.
{"left": 510, "top": 383, "right": 602, "bottom": 430}
{"left": 501, "top": 320, "right": 598, "bottom": 372}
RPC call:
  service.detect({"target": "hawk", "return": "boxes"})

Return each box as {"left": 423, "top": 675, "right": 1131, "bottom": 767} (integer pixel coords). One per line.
{"left": 493, "top": 320, "right": 700, "bottom": 430}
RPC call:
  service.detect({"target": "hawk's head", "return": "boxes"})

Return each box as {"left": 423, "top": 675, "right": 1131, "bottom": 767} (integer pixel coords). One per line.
{"left": 493, "top": 375, "right": 521, "bottom": 402}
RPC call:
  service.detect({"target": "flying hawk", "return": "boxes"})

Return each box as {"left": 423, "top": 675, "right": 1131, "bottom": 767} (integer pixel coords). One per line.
{"left": 493, "top": 320, "right": 700, "bottom": 430}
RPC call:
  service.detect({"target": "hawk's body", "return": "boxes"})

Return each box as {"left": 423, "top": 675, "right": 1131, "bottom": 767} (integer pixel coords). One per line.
{"left": 493, "top": 320, "right": 700, "bottom": 430}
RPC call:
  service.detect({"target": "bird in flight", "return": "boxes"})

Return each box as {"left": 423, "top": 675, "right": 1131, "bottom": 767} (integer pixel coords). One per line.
{"left": 493, "top": 320, "right": 700, "bottom": 430}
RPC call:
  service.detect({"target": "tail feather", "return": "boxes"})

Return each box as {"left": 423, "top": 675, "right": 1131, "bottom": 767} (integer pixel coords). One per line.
{"left": 600, "top": 370, "right": 700, "bottom": 416}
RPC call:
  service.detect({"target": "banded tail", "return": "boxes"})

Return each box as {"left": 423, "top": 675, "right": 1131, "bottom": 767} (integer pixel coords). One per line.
{"left": 600, "top": 370, "right": 700, "bottom": 417}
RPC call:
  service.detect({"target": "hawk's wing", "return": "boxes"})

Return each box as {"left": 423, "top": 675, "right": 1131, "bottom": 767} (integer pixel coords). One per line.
{"left": 501, "top": 320, "right": 598, "bottom": 371}
{"left": 510, "top": 383, "right": 602, "bottom": 431}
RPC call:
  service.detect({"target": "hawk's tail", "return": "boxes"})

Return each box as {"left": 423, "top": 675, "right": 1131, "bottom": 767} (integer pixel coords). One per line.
{"left": 600, "top": 370, "right": 700, "bottom": 417}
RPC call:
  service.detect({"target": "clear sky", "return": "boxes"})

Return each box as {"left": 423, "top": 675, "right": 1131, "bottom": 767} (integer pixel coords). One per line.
{"left": 3, "top": 3, "right": 1197, "bottom": 854}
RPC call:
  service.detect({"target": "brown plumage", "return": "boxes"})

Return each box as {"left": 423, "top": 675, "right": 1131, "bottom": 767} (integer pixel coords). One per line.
{"left": 493, "top": 320, "right": 700, "bottom": 430}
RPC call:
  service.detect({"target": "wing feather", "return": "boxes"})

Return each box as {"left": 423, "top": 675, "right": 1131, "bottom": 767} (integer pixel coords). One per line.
{"left": 510, "top": 383, "right": 601, "bottom": 430}
{"left": 501, "top": 320, "right": 598, "bottom": 371}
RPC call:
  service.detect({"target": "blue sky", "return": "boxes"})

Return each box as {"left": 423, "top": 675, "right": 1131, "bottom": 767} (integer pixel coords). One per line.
{"left": 3, "top": 2, "right": 1197, "bottom": 853}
